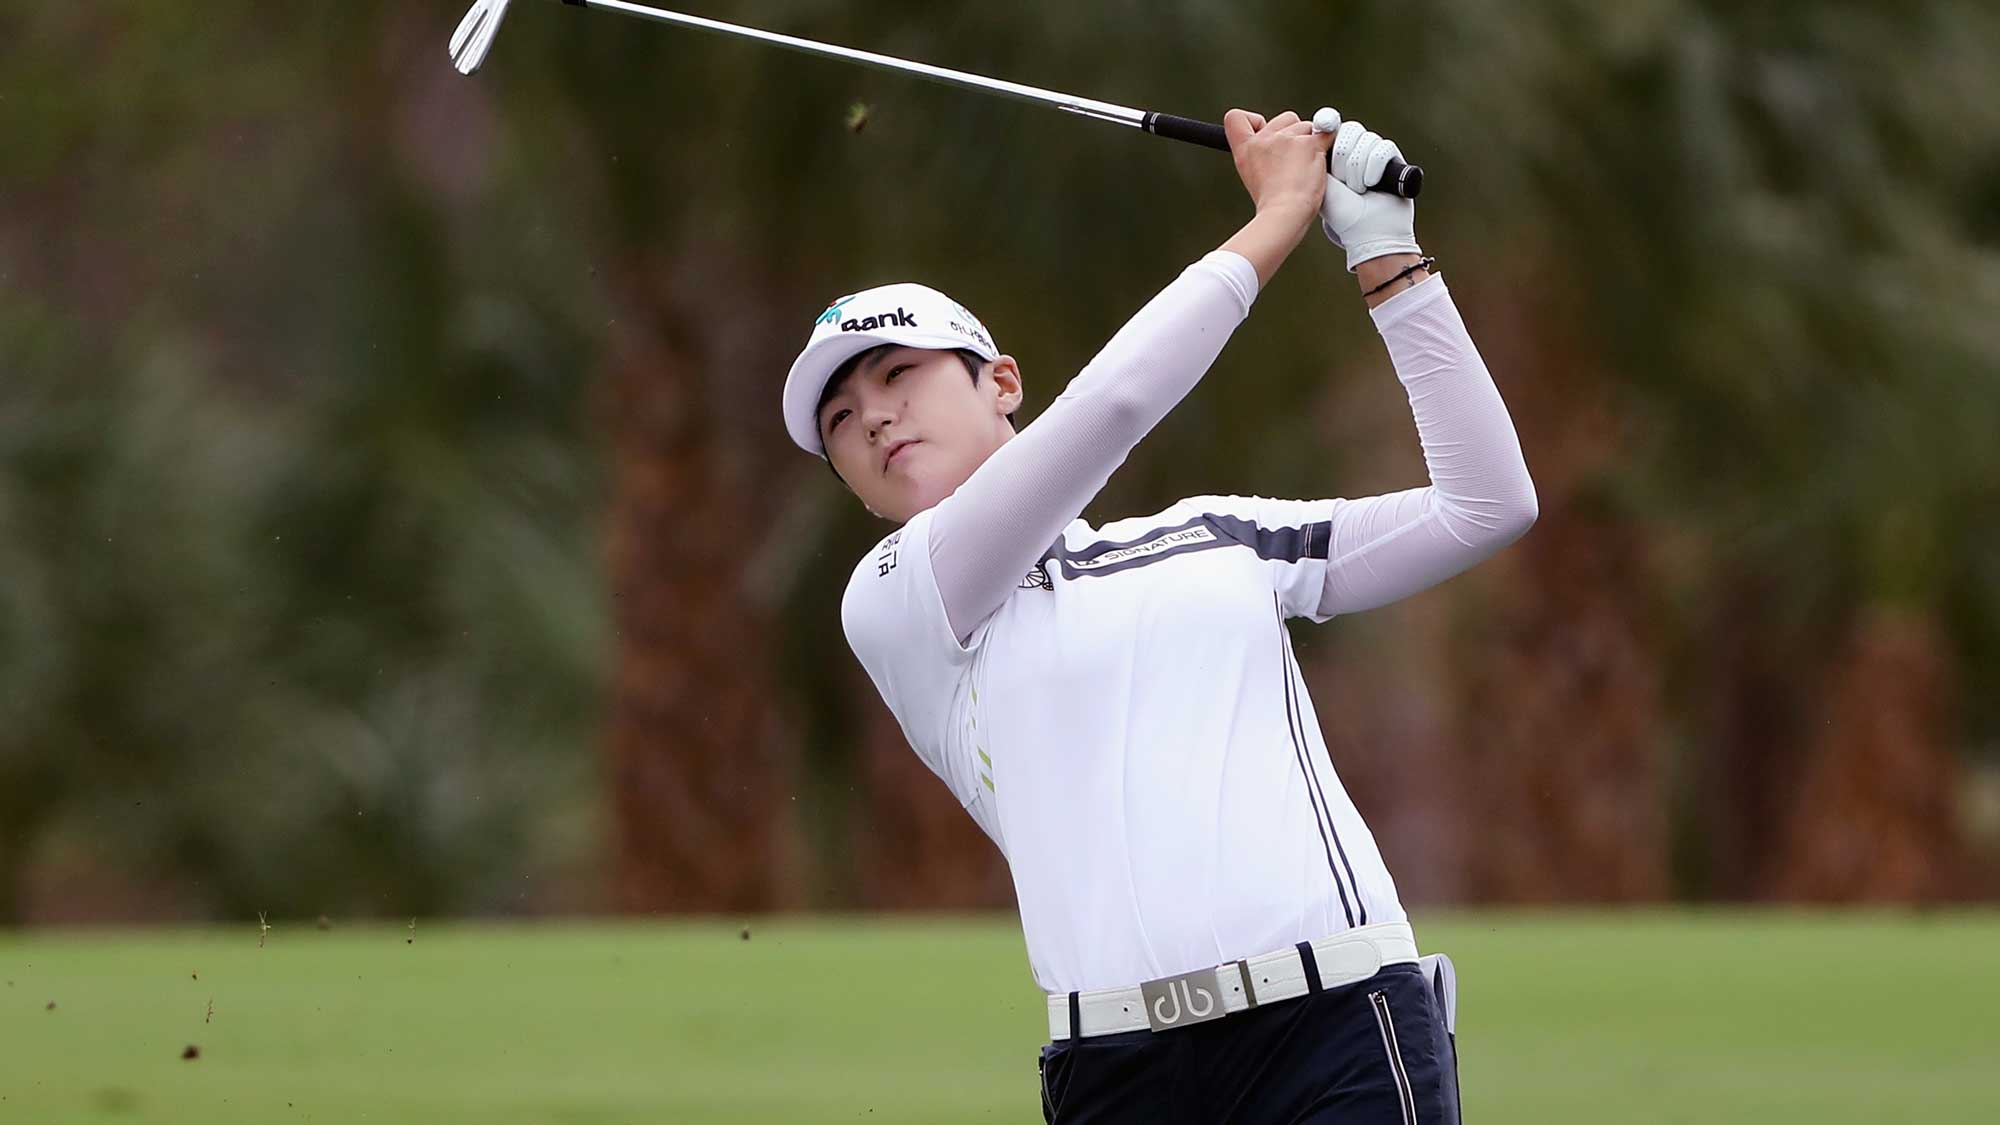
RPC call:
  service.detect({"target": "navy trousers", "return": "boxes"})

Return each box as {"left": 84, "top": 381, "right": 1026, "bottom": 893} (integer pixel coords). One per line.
{"left": 1038, "top": 962, "right": 1460, "bottom": 1124}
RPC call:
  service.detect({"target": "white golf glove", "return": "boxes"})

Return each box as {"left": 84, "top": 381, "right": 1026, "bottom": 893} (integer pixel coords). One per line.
{"left": 1312, "top": 109, "right": 1420, "bottom": 271}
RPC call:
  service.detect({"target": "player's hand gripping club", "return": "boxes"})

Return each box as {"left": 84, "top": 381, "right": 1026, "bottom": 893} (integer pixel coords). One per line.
{"left": 1313, "top": 108, "right": 1422, "bottom": 273}
{"left": 1224, "top": 109, "right": 1339, "bottom": 220}
{"left": 1217, "top": 109, "right": 1339, "bottom": 287}
{"left": 1218, "top": 108, "right": 1424, "bottom": 299}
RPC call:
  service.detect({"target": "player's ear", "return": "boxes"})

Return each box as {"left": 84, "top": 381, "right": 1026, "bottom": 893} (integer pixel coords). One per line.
{"left": 988, "top": 355, "right": 1023, "bottom": 416}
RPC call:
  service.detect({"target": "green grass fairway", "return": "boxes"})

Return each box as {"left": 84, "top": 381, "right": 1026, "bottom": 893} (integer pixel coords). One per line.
{"left": 2, "top": 911, "right": 1995, "bottom": 1123}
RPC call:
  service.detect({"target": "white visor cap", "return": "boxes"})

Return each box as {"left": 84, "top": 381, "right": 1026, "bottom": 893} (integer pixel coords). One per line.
{"left": 782, "top": 282, "right": 1001, "bottom": 457}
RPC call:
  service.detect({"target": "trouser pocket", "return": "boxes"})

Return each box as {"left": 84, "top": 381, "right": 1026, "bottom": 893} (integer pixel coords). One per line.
{"left": 1037, "top": 1036, "right": 1179, "bottom": 1124}
{"left": 1038, "top": 1045, "right": 1064, "bottom": 1123}
{"left": 1367, "top": 989, "right": 1420, "bottom": 1125}
{"left": 1419, "top": 952, "right": 1463, "bottom": 1122}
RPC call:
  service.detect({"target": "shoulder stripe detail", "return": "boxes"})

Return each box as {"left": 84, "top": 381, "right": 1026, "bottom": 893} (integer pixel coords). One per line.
{"left": 1205, "top": 512, "right": 1332, "bottom": 563}
{"left": 1043, "top": 514, "right": 1333, "bottom": 581}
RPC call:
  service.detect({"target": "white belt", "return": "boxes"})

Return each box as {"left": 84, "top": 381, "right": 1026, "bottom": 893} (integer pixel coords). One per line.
{"left": 1047, "top": 921, "right": 1419, "bottom": 1040}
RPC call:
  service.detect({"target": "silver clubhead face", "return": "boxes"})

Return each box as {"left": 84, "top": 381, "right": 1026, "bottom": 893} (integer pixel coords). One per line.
{"left": 449, "top": 0, "right": 514, "bottom": 76}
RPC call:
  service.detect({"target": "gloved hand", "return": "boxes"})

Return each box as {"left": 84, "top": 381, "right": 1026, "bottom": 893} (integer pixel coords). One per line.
{"left": 1312, "top": 109, "right": 1421, "bottom": 271}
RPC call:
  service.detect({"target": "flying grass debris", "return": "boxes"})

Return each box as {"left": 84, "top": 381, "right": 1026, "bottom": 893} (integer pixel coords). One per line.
{"left": 257, "top": 912, "right": 271, "bottom": 948}
{"left": 846, "top": 102, "right": 871, "bottom": 134}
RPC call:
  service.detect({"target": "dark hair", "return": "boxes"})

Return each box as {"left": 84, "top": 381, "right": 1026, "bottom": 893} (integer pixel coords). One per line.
{"left": 815, "top": 344, "right": 1015, "bottom": 480}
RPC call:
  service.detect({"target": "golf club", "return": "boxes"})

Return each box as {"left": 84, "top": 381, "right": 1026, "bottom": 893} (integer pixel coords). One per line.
{"left": 449, "top": 0, "right": 1424, "bottom": 198}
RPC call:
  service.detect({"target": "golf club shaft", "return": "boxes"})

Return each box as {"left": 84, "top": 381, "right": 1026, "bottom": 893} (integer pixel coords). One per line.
{"left": 560, "top": 0, "right": 1423, "bottom": 198}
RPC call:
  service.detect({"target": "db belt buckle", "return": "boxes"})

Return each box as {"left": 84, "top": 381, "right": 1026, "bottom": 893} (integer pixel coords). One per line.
{"left": 1047, "top": 920, "right": 1419, "bottom": 1040}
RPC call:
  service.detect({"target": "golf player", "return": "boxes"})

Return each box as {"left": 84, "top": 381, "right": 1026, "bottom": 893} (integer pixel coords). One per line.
{"left": 781, "top": 107, "right": 1535, "bottom": 1123}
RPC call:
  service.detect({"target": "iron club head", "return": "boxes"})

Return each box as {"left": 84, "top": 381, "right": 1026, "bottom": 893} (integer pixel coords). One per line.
{"left": 449, "top": 0, "right": 515, "bottom": 76}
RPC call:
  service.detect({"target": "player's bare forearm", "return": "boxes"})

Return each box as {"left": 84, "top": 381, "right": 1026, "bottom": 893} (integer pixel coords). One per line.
{"left": 1357, "top": 253, "right": 1430, "bottom": 307}
{"left": 1220, "top": 200, "right": 1319, "bottom": 290}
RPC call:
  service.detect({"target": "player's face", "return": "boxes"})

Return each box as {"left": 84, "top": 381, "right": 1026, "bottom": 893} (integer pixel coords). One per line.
{"left": 818, "top": 346, "right": 1022, "bottom": 523}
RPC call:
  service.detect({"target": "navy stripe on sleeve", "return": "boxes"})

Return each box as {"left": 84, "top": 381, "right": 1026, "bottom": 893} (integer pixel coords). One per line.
{"left": 1043, "top": 512, "right": 1334, "bottom": 581}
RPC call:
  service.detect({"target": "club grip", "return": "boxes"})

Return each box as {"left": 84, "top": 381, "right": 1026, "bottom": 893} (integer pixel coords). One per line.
{"left": 1146, "top": 112, "right": 1232, "bottom": 151}
{"left": 1142, "top": 112, "right": 1424, "bottom": 199}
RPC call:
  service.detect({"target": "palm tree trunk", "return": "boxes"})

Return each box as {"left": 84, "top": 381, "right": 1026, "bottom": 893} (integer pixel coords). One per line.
{"left": 1766, "top": 607, "right": 1965, "bottom": 900}
{"left": 601, "top": 318, "right": 797, "bottom": 913}
{"left": 1447, "top": 284, "right": 1671, "bottom": 901}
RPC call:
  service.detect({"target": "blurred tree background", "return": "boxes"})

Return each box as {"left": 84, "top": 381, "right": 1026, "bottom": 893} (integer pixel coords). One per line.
{"left": 1, "top": 0, "right": 1994, "bottom": 925}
